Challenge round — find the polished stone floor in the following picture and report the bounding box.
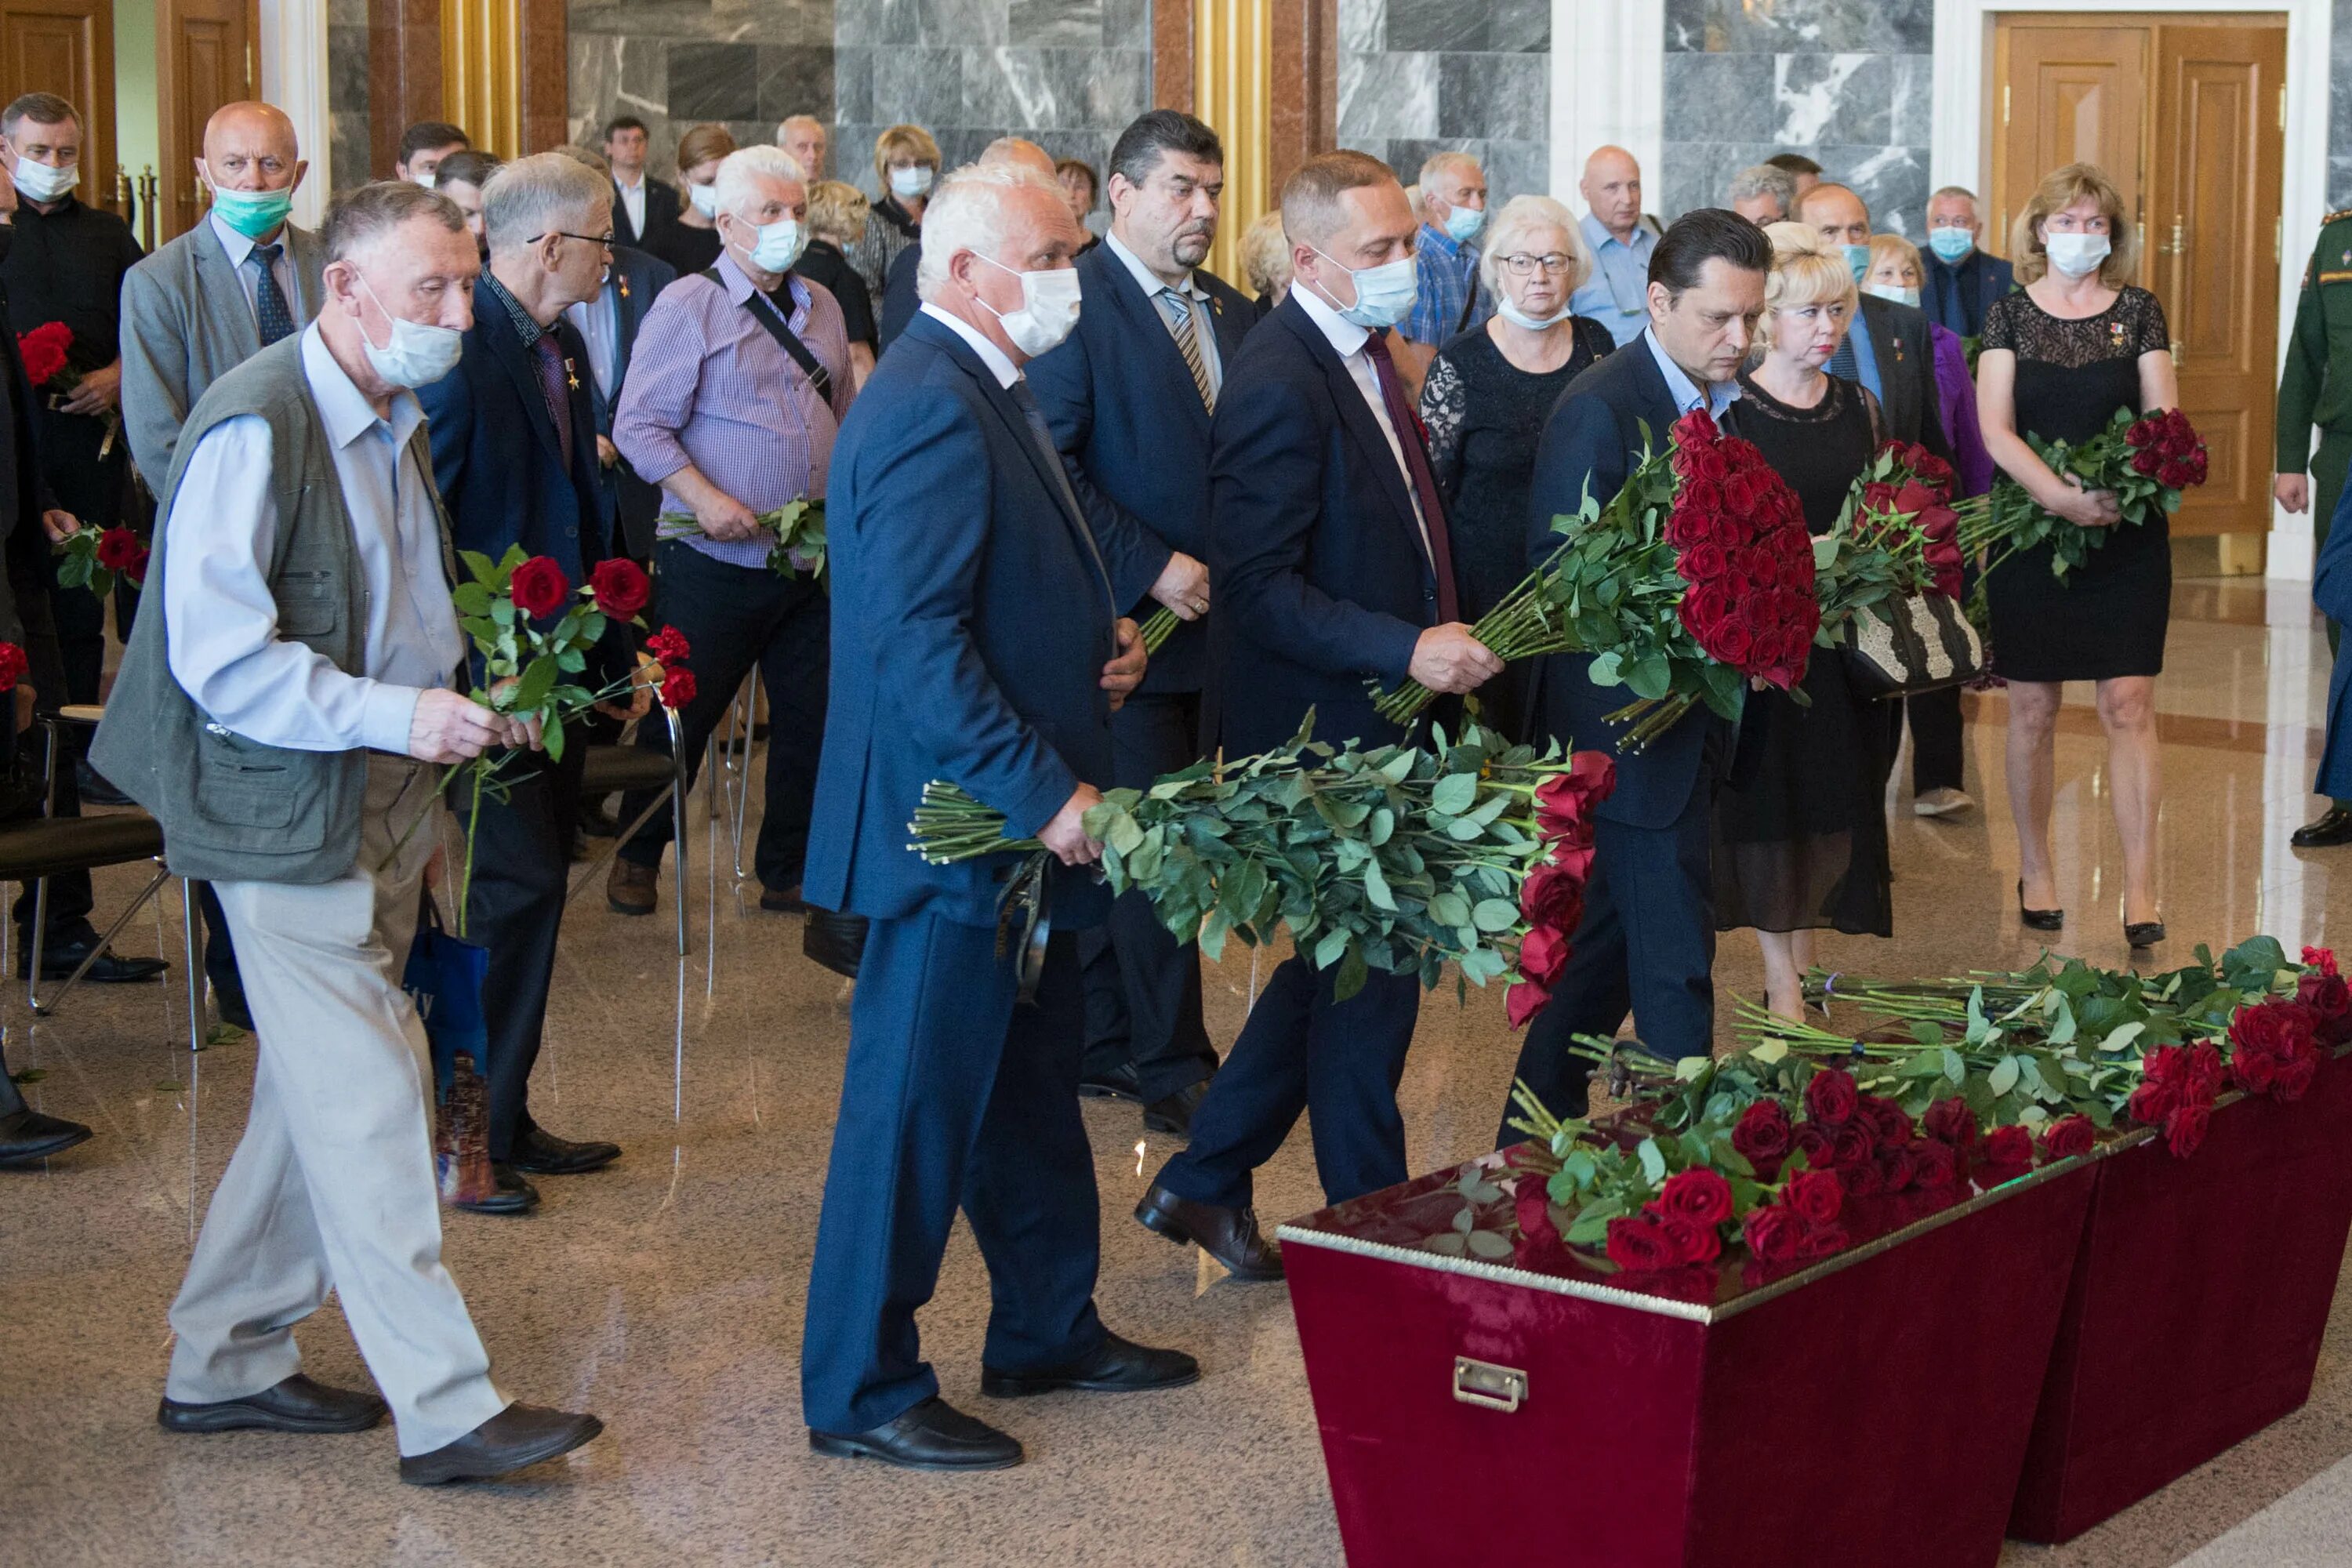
[5,576,2351,1566]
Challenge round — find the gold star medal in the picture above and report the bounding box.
[565,358,581,390]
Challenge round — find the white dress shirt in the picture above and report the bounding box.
[564,282,622,402]
[1103,229,1223,395]
[1289,281,1432,563]
[165,324,463,756]
[208,209,304,326]
[615,174,648,241]
[920,302,1020,389]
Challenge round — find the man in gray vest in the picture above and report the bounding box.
[118,98,324,1031]
[91,182,601,1483]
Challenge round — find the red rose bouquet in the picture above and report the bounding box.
[15,322,72,389]
[55,524,150,599]
[1813,440,1992,630]
[1987,405,2209,580]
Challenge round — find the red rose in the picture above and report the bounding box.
[1983,1125,2034,1167]
[588,557,652,619]
[2158,460,2193,488]
[1792,1122,1832,1164]
[1504,979,1550,1031]
[1876,1143,1919,1192]
[2127,418,2158,446]
[2236,996,2322,1060]
[2276,1055,2320,1102]
[1680,580,1737,633]
[1922,1097,1976,1149]
[1720,467,1760,516]
[1829,1121,1875,1169]
[2303,945,2339,977]
[1679,542,1730,586]
[659,667,699,710]
[2161,430,2197,460]
[508,556,571,618]
[1657,1167,1733,1226]
[1783,1167,1842,1226]
[16,321,70,387]
[1741,1204,1804,1267]
[1677,478,1724,518]
[1658,1214,1722,1266]
[1861,480,1899,515]
[2130,447,2163,477]
[128,546,151,586]
[1664,504,1711,550]
[2183,1043,2227,1098]
[1837,1156,1882,1196]
[2127,1078,2178,1127]
[2164,1102,2212,1159]
[1798,1223,1849,1261]
[1606,1214,1676,1272]
[1731,1100,1793,1167]
[1861,1094,1913,1149]
[645,624,692,664]
[1703,618,1754,665]
[1914,1138,1961,1189]
[1514,1187,1561,1251]
[95,527,142,572]
[1803,1065,1858,1126]
[1516,925,1569,988]
[2042,1115,2096,1160]
[1519,862,1584,931]
[0,641,26,691]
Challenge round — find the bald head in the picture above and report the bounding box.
[1796,182,1871,247]
[198,100,305,206]
[982,137,1057,180]
[1581,144,1642,241]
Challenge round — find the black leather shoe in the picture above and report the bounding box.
[759,882,808,914]
[399,1403,603,1485]
[452,1163,539,1216]
[1134,1183,1283,1280]
[75,760,132,807]
[17,938,168,983]
[159,1373,387,1435]
[2126,920,2167,949]
[508,1123,619,1177]
[2293,806,2352,848]
[981,1331,1200,1399]
[579,799,622,839]
[1079,1061,1143,1104]
[0,1107,93,1165]
[2016,880,2063,933]
[808,1396,1022,1472]
[1143,1079,1210,1137]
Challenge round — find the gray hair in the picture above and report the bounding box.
[1728,163,1797,216]
[1417,151,1482,194]
[2,93,78,136]
[1929,184,1981,212]
[916,161,1062,302]
[776,114,825,143]
[483,152,612,255]
[550,143,611,180]
[1477,194,1592,298]
[712,144,808,222]
[322,180,467,265]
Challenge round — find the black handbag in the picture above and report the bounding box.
[1837,592,1985,699]
[802,904,868,979]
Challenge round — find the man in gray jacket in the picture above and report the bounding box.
[93,181,601,1483]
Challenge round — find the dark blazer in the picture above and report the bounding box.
[804,310,1121,928]
[613,176,681,252]
[877,242,921,353]
[580,243,677,559]
[1855,293,1955,463]
[1924,249,2015,339]
[1208,295,1442,758]
[1027,241,1254,694]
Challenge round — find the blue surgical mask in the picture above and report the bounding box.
[731,216,807,275]
[1442,203,1485,244]
[888,165,934,200]
[1927,226,1974,265]
[1309,245,1418,330]
[1865,281,1921,310]
[1840,243,1872,283]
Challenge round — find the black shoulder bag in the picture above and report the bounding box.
[702,268,833,403]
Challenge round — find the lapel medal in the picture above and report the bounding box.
[618,273,632,299]
[565,357,581,391]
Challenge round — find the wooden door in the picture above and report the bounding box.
[0,0,118,216]
[2147,21,2287,536]
[1990,24,2147,249]
[154,0,256,243]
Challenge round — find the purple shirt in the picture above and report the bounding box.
[1930,322,1994,499]
[613,252,857,569]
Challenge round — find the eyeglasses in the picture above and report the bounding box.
[535,230,616,251]
[1498,252,1575,276]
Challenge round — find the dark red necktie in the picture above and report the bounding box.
[531,333,575,474]
[1359,331,1460,622]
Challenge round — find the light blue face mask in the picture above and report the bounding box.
[1927,226,1974,265]
[1310,244,1418,330]
[1865,281,1921,310]
[1840,243,1872,283]
[1442,203,1485,244]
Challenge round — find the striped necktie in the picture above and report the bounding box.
[1160,289,1214,412]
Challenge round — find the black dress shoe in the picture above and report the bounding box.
[1134,1183,1283,1280]
[2293,806,2352,848]
[1079,1061,1143,1104]
[0,1107,93,1165]
[579,799,622,839]
[1143,1079,1210,1137]
[452,1163,539,1216]
[2016,880,2063,933]
[75,760,132,807]
[508,1123,620,1176]
[16,938,168,983]
[808,1396,1022,1472]
[159,1373,387,1435]
[981,1331,1200,1399]
[399,1402,603,1485]
[759,882,808,913]
[2126,920,2167,949]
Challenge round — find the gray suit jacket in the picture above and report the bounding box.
[119,216,327,486]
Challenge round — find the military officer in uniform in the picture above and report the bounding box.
[2280,206,2352,848]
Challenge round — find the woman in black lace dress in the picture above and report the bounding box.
[1978,164,2181,948]
[1418,195,1615,736]
[1716,226,1894,1018]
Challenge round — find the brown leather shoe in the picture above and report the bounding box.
[1134,1182,1283,1280]
[605,858,657,916]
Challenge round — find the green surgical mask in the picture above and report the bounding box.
[209,183,295,239]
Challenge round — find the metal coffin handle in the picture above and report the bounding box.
[1452,1356,1528,1413]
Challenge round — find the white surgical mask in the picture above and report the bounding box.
[1927,226,1974,265]
[1496,295,1575,331]
[975,252,1083,357]
[888,165,934,200]
[688,180,720,219]
[409,171,437,190]
[731,215,806,275]
[1309,245,1418,330]
[2045,232,2111,278]
[351,270,463,388]
[9,157,78,204]
[1865,281,1921,309]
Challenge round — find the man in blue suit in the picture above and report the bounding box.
[418,154,635,1212]
[1497,208,1772,1145]
[1028,109,1254,1138]
[1134,151,1501,1277]
[1922,185,2014,339]
[800,160,1195,1473]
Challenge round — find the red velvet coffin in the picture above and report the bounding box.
[1281,1157,2096,1568]
[2008,1058,2352,1543]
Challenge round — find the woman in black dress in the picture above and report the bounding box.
[803,180,880,388]
[644,124,735,280]
[1979,164,2180,948]
[1718,226,1894,1018]
[1417,195,1615,736]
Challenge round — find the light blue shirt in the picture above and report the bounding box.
[1103,228,1224,397]
[1846,307,1885,402]
[165,324,463,756]
[1571,212,1659,347]
[1641,326,1740,420]
[564,281,621,402]
[207,209,305,328]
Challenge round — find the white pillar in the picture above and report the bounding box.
[258,0,333,228]
[1549,0,1664,213]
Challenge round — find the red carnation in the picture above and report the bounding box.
[1657,1167,1733,1227]
[1606,1214,1676,1272]
[0,641,26,691]
[588,557,652,619]
[645,624,692,665]
[1504,979,1550,1031]
[1803,1065,1859,1127]
[659,666,699,710]
[1731,1100,1793,1168]
[1783,1167,1842,1226]
[2164,1102,2212,1159]
[508,556,571,619]
[1740,1204,1804,1267]
[1983,1125,2034,1167]
[2042,1115,2096,1160]
[94,527,142,572]
[2303,945,2339,977]
[1517,925,1569,988]
[16,321,70,387]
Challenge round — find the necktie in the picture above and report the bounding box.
[1008,377,1108,590]
[1161,289,1214,411]
[1357,331,1461,623]
[531,333,575,473]
[1828,328,1860,383]
[249,242,295,347]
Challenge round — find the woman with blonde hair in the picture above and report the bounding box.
[851,123,940,298]
[644,123,735,278]
[1977,162,2177,948]
[1414,194,1613,735]
[1714,223,1895,1016]
[1239,209,1292,318]
[801,180,879,385]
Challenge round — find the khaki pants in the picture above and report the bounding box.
[165,755,507,1457]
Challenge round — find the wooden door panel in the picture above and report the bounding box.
[155,0,256,243]
[1992,25,2146,243]
[0,0,117,216]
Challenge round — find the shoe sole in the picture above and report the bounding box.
[401,1417,604,1485]
[1913,803,1968,818]
[159,1403,387,1436]
[0,1127,94,1167]
[605,898,655,917]
[506,1156,620,1177]
[981,1366,1202,1399]
[1078,1084,1144,1105]
[806,1431,1023,1472]
[1134,1201,1284,1281]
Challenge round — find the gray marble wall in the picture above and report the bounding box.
[1659,0,1931,238]
[328,0,369,187]
[1338,0,1550,208]
[567,0,834,179]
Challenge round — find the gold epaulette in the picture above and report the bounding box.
[2325,209,2352,227]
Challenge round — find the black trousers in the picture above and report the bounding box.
[1903,687,1965,794]
[9,589,93,946]
[33,407,132,717]
[458,750,583,1160]
[619,541,829,894]
[1078,690,1219,1102]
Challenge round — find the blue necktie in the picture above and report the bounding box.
[249,243,295,347]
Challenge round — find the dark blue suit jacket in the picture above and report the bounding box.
[2315,482,2352,801]
[1027,241,1254,694]
[1924,249,2015,339]
[805,311,1123,928]
[581,244,676,558]
[1208,296,1442,757]
[1525,335,1726,830]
